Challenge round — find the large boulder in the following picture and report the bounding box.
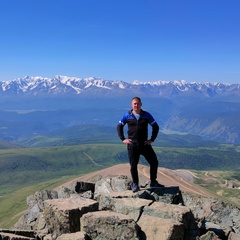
[81,210,140,240]
[93,175,133,199]
[138,215,185,240]
[182,192,240,237]
[43,195,98,239]
[98,191,197,239]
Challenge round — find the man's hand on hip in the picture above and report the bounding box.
[144,140,153,145]
[123,139,132,145]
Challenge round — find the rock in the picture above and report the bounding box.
[0,232,35,239]
[33,212,49,238]
[57,181,95,199]
[81,210,140,240]
[43,234,55,240]
[143,201,195,226]
[99,192,195,226]
[228,231,240,240]
[56,231,88,240]
[98,187,197,239]
[144,186,183,204]
[99,194,153,221]
[199,230,221,239]
[137,215,185,240]
[43,195,98,239]
[13,190,59,230]
[27,190,59,209]
[142,201,198,239]
[182,192,240,237]
[94,175,132,199]
[0,230,35,240]
[204,221,227,239]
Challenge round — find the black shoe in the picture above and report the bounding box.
[132,183,140,192]
[150,181,164,188]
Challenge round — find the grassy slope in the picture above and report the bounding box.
[192,170,240,206]
[0,175,81,228]
[0,144,124,192]
[1,143,240,191]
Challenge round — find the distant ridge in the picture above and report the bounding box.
[0,75,239,98]
[0,75,239,144]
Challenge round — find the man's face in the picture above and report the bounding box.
[131,99,142,113]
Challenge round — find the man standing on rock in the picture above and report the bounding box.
[117,96,163,192]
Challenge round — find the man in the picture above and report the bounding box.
[117,97,163,192]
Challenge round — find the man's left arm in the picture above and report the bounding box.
[144,122,159,145]
[150,122,159,142]
[144,112,159,145]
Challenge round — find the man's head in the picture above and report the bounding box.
[131,97,142,114]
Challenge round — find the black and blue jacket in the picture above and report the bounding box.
[117,109,159,144]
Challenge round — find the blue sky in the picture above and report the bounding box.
[0,0,239,84]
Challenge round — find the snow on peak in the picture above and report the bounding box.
[0,75,239,98]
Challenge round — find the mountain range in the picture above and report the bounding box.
[0,75,240,98]
[0,75,239,144]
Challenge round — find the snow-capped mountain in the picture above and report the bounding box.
[0,75,239,98]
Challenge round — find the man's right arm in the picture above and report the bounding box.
[116,121,125,141]
[117,124,132,145]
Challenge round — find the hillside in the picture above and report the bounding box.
[58,163,240,207]
[0,140,22,149]
[59,164,213,198]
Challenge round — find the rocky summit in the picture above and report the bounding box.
[0,165,240,240]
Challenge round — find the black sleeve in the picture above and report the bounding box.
[116,124,125,141]
[150,123,159,142]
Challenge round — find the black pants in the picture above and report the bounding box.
[127,143,159,185]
